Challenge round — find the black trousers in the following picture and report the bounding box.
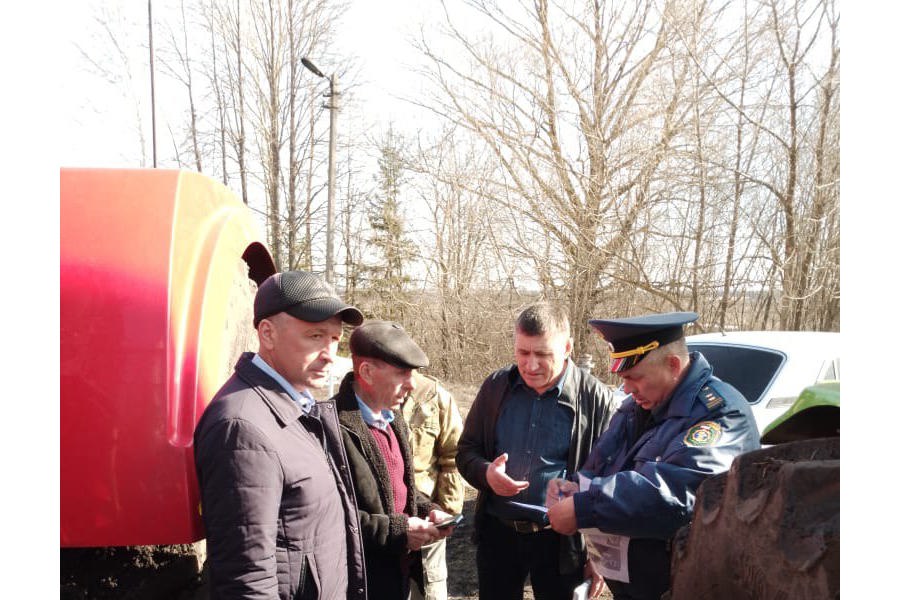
[476,515,584,600]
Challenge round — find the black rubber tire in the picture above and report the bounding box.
[667,438,839,600]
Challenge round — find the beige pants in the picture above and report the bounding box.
[409,538,448,600]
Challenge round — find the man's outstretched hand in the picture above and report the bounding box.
[485,453,529,497]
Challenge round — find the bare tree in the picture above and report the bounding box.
[192,0,347,270]
[207,0,251,203]
[406,127,501,379]
[77,3,150,166]
[200,0,230,182]
[83,0,840,386]
[691,0,839,330]
[417,0,698,351]
[159,0,204,172]
[788,0,839,330]
[244,0,287,268]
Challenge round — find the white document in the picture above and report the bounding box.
[577,473,631,583]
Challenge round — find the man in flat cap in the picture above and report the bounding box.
[546,312,760,600]
[194,271,367,600]
[332,320,456,599]
[457,302,617,600]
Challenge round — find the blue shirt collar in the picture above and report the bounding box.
[355,394,395,430]
[251,353,315,415]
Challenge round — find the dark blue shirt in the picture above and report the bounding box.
[486,360,574,520]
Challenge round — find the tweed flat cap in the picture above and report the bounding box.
[254,271,364,328]
[349,320,429,369]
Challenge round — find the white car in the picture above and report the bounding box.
[685,331,840,436]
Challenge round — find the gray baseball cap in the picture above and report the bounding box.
[253,271,364,328]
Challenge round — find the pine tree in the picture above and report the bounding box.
[365,126,415,321]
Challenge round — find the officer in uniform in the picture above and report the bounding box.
[546,312,760,600]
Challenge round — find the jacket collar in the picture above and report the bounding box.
[234,352,304,427]
[334,372,410,444]
[333,371,414,515]
[657,351,712,419]
[250,353,314,413]
[335,372,371,436]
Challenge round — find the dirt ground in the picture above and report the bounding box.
[60,380,612,599]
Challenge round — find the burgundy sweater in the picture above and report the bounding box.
[368,424,408,515]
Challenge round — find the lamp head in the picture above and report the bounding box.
[301,57,325,78]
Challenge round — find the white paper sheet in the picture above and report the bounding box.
[577,472,631,583]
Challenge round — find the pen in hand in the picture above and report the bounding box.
[558,468,567,501]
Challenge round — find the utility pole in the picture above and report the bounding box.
[148,0,157,167]
[325,73,337,286]
[301,57,338,286]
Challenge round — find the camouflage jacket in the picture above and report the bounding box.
[401,373,466,514]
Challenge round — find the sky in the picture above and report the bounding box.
[52,0,459,254]
[54,0,450,169]
[0,1,894,594]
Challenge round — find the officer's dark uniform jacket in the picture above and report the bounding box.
[572,352,760,600]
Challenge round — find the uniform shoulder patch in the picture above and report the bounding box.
[684,421,723,447]
[701,385,724,411]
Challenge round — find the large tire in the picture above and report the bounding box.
[668,438,839,600]
[217,258,259,385]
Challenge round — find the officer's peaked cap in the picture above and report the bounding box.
[588,312,698,373]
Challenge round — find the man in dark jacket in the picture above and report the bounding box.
[333,321,455,600]
[456,303,617,600]
[546,312,761,600]
[193,271,367,600]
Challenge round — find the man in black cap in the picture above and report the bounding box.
[194,270,367,600]
[332,320,456,600]
[546,312,760,600]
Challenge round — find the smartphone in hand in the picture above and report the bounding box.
[434,514,463,529]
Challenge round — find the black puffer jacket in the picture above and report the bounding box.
[194,353,367,600]
[332,373,437,600]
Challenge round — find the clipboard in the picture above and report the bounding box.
[506,501,550,526]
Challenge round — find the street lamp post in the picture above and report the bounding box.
[301,57,337,286]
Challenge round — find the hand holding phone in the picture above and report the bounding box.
[434,514,463,529]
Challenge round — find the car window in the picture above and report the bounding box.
[687,343,786,404]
